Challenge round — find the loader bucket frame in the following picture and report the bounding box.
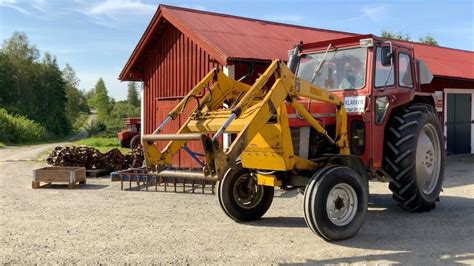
[142,60,350,182]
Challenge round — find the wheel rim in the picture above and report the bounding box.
[232,174,264,209]
[326,183,358,226]
[415,123,441,194]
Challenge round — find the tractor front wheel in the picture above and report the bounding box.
[304,166,368,241]
[218,164,274,221]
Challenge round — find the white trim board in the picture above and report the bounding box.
[222,65,235,149]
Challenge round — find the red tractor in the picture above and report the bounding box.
[117,117,141,149]
[286,34,444,213]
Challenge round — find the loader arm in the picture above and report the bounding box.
[142,59,349,181]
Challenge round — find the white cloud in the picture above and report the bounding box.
[72,0,157,28]
[87,0,156,16]
[263,14,305,23]
[342,4,390,23]
[176,3,206,11]
[361,4,389,22]
[0,0,31,15]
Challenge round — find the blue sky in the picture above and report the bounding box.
[1,0,472,100]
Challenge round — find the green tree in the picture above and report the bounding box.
[93,78,111,120]
[34,53,70,135]
[0,31,75,139]
[381,30,439,46]
[419,34,439,46]
[63,64,89,123]
[0,32,39,117]
[0,52,16,109]
[381,30,411,41]
[127,82,140,107]
[2,32,39,62]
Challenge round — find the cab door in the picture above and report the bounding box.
[369,43,415,168]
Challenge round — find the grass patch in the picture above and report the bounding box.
[77,137,119,147]
[75,137,129,153]
[0,142,6,148]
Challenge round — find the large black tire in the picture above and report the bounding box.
[130,135,141,149]
[384,103,445,212]
[119,139,129,148]
[218,164,274,221]
[304,166,368,241]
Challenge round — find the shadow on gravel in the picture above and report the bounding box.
[284,253,474,265]
[298,193,474,265]
[38,184,109,190]
[245,216,307,228]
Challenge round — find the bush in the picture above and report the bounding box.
[0,108,47,143]
[84,119,105,137]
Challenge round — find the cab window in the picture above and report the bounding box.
[399,53,413,88]
[374,47,394,88]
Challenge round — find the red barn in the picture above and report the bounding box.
[119,5,474,166]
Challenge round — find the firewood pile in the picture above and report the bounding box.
[46,145,144,172]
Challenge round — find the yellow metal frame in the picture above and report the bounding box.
[142,60,349,181]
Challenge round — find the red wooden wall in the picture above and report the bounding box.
[143,24,221,167]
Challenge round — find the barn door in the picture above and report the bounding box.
[155,99,181,166]
[446,93,472,155]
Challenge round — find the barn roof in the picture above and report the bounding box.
[120,4,474,81]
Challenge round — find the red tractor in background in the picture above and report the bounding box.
[118,117,141,149]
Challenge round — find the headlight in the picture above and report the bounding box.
[375,96,389,125]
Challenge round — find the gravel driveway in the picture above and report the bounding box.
[0,154,472,264]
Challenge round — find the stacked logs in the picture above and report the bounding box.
[46,145,144,172]
[128,145,144,168]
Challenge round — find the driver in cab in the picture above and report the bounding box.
[339,62,362,89]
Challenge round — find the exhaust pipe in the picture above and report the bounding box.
[287,41,303,73]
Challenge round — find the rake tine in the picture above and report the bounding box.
[146,175,149,191]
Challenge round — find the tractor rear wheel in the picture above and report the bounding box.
[218,164,274,221]
[130,135,141,149]
[384,103,445,211]
[304,165,368,241]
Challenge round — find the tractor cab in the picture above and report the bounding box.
[289,34,437,170]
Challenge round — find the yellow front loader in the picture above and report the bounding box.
[142,44,368,241]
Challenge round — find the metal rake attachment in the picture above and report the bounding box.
[111,168,216,194]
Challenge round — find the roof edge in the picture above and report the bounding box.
[159,4,358,38]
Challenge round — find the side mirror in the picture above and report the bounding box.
[381,46,393,66]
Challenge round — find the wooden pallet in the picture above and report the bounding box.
[86,168,107,178]
[32,167,86,189]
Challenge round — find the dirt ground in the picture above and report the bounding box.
[1,154,473,264]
